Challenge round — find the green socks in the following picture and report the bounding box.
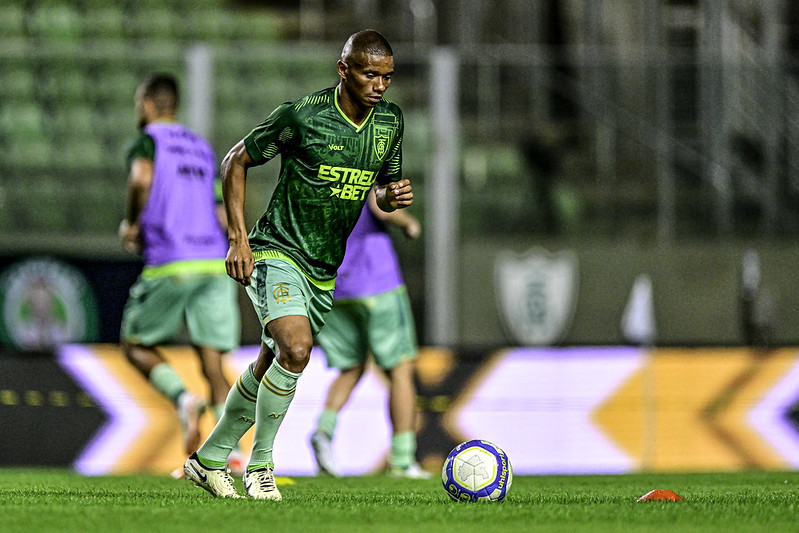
[248,359,302,470]
[148,363,186,405]
[316,409,338,438]
[196,364,259,468]
[193,362,417,471]
[390,431,416,469]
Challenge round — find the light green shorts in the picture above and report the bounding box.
[120,270,240,351]
[245,258,334,350]
[316,285,417,370]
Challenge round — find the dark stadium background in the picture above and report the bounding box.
[3,0,799,475]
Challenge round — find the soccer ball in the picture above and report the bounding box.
[441,439,512,502]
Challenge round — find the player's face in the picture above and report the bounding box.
[339,53,394,110]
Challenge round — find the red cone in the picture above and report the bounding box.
[637,489,685,502]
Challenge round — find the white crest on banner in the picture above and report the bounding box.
[0,257,98,350]
[494,248,579,345]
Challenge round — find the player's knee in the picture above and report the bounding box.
[122,342,145,365]
[277,339,312,370]
[390,359,413,377]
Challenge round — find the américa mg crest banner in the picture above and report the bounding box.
[494,247,579,345]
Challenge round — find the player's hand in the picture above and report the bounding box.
[118,219,142,255]
[226,240,254,286]
[382,179,413,210]
[402,217,421,240]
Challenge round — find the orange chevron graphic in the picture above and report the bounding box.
[699,348,797,469]
[593,347,798,471]
[86,345,250,474]
[415,347,455,388]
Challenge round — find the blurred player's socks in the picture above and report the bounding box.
[149,362,187,404]
[248,360,301,470]
[316,409,338,438]
[195,364,259,468]
[390,431,416,469]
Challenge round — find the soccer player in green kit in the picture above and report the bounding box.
[183,29,414,500]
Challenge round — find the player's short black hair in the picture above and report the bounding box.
[140,73,179,114]
[341,29,393,61]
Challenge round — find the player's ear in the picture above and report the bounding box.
[337,60,348,80]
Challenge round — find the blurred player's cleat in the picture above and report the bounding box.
[183,452,241,498]
[226,449,246,477]
[242,465,282,501]
[310,431,338,476]
[177,392,205,455]
[389,462,433,479]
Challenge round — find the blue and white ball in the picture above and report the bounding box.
[442,439,512,502]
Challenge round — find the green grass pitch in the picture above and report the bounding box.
[2,469,799,532]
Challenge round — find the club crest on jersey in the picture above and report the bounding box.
[494,247,579,345]
[373,124,393,161]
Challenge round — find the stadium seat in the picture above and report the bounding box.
[180,8,221,41]
[0,3,26,37]
[0,104,46,141]
[53,105,95,139]
[27,2,81,41]
[0,2,292,240]
[61,135,105,169]
[82,180,125,232]
[85,7,125,39]
[0,68,35,99]
[26,180,72,231]
[129,8,175,40]
[7,138,52,168]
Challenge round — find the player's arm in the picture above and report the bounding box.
[215,204,229,232]
[374,112,410,213]
[220,140,255,286]
[367,189,420,239]
[373,144,412,213]
[213,177,229,232]
[223,103,296,284]
[119,156,153,254]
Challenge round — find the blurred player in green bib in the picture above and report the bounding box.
[310,192,430,479]
[183,29,414,500]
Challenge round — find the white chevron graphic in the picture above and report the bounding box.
[446,347,644,474]
[749,356,799,468]
[57,344,145,475]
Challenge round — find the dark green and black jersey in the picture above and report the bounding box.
[243,86,404,288]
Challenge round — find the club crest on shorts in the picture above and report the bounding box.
[272,283,292,304]
[494,247,578,345]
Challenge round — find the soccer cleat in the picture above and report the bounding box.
[183,452,241,498]
[177,392,205,455]
[242,466,282,501]
[310,431,338,477]
[389,462,433,480]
